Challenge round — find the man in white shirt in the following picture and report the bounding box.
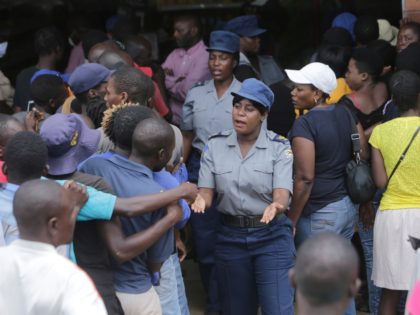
[0,179,107,315]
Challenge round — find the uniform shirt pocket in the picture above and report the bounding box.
[214,166,233,193]
[253,163,274,194]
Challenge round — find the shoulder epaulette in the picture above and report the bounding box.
[271,133,289,144]
[191,81,205,89]
[208,129,232,140]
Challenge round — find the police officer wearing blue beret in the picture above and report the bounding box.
[180,30,242,314]
[224,15,285,85]
[192,78,295,315]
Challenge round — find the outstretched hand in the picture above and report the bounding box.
[260,202,285,224]
[191,194,206,213]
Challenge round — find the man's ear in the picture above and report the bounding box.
[47,216,60,245]
[42,165,49,177]
[157,148,166,162]
[121,92,129,104]
[360,72,369,81]
[349,277,362,298]
[191,26,198,37]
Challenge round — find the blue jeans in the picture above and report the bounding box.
[155,253,182,315]
[172,253,190,315]
[295,196,358,315]
[216,215,295,315]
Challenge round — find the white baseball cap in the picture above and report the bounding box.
[285,62,337,95]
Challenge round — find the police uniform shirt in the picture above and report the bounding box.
[181,78,242,152]
[198,127,293,216]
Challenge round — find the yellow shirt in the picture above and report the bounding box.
[369,117,420,210]
[327,78,352,105]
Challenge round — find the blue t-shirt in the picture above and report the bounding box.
[288,104,355,216]
[80,154,174,294]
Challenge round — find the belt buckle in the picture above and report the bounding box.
[243,216,252,228]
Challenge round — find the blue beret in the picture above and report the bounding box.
[207,31,240,54]
[69,63,112,94]
[225,15,266,37]
[232,78,274,109]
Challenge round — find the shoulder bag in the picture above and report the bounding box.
[343,106,376,204]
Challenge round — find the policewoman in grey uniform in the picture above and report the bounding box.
[180,30,241,314]
[193,78,295,315]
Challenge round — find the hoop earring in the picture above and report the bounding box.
[313,97,319,105]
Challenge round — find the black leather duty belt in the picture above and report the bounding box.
[220,213,284,228]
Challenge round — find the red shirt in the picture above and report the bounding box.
[0,161,7,183]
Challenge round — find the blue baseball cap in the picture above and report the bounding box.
[31,69,69,84]
[231,78,274,109]
[68,63,112,94]
[225,15,266,38]
[207,31,240,54]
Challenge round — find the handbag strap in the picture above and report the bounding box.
[387,126,420,185]
[342,104,361,158]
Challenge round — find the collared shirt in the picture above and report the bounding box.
[198,128,293,216]
[0,239,106,315]
[162,40,212,125]
[181,78,242,151]
[0,181,115,246]
[79,154,174,294]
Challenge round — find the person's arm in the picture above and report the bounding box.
[165,55,210,102]
[288,137,315,227]
[182,130,194,162]
[113,182,198,217]
[260,188,290,223]
[98,201,183,264]
[371,147,388,189]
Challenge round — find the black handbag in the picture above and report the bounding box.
[343,106,376,204]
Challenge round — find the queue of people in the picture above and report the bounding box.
[0,10,419,315]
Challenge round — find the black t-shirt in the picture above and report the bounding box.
[339,95,385,130]
[47,171,123,315]
[267,81,296,137]
[288,104,355,216]
[13,66,38,110]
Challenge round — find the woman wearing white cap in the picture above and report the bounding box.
[286,62,369,315]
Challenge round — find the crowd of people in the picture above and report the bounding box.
[0,9,419,315]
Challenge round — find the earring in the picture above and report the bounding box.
[313,97,319,105]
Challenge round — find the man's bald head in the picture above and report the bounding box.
[0,114,25,152]
[88,40,120,63]
[293,232,360,307]
[98,50,133,70]
[13,179,78,247]
[131,117,174,170]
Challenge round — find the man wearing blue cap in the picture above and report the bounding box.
[180,30,241,315]
[225,15,285,85]
[69,63,112,122]
[162,15,211,125]
[192,78,295,315]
